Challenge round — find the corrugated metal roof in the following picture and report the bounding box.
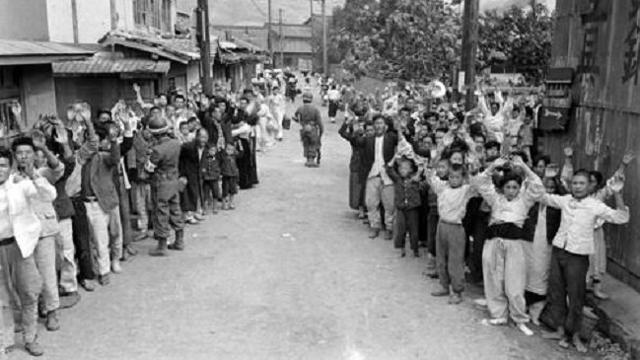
[52,57,170,75]
[0,39,93,57]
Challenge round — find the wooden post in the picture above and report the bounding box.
[279,9,284,69]
[197,0,213,96]
[109,0,117,30]
[461,0,479,110]
[268,0,273,68]
[322,0,328,76]
[71,0,79,44]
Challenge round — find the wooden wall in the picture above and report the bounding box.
[546,0,640,290]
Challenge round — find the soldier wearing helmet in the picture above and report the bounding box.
[145,115,186,255]
[294,92,323,167]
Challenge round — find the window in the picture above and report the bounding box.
[134,0,168,31]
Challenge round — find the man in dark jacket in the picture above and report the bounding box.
[357,114,398,240]
[294,92,323,167]
[81,122,122,286]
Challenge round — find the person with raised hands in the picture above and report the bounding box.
[474,155,544,336]
[540,168,629,353]
[425,159,477,305]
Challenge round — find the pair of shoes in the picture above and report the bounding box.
[448,293,463,305]
[431,288,450,297]
[98,274,110,286]
[45,311,60,332]
[400,249,406,258]
[79,279,95,292]
[59,292,81,309]
[24,340,44,357]
[368,228,380,239]
[186,217,199,225]
[383,230,393,241]
[194,213,205,221]
[111,260,122,274]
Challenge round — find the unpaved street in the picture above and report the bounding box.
[11,99,591,360]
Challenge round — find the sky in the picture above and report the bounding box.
[176,0,557,26]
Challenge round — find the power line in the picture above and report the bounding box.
[248,0,268,19]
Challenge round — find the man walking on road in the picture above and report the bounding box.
[294,92,324,168]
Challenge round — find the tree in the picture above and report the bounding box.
[329,0,462,83]
[477,4,554,83]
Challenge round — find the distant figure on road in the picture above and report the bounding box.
[294,92,323,168]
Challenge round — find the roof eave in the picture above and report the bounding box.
[0,54,90,66]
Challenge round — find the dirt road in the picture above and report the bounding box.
[11,97,592,360]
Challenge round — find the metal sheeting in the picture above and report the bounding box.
[52,57,170,75]
[0,39,92,57]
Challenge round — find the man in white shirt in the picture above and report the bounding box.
[540,169,629,353]
[358,115,398,240]
[0,139,57,356]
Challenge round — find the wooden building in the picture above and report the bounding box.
[542,0,640,291]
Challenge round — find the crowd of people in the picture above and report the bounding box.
[333,79,633,353]
[0,74,297,356]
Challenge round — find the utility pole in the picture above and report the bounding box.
[268,0,273,68]
[197,0,213,95]
[461,0,479,110]
[322,0,328,76]
[310,0,313,18]
[279,9,284,68]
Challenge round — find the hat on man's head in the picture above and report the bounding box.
[147,116,168,135]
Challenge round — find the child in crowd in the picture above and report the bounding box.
[201,145,222,214]
[220,143,241,210]
[386,155,425,258]
[426,162,476,304]
[475,155,544,336]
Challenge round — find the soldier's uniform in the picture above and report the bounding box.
[145,118,185,256]
[295,93,323,167]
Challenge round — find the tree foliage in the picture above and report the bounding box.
[477,4,554,82]
[330,0,462,83]
[329,1,554,84]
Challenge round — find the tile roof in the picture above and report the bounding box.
[99,31,200,64]
[52,57,170,75]
[0,39,93,64]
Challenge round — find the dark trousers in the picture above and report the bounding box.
[151,185,184,240]
[118,176,133,247]
[426,208,439,257]
[394,208,420,251]
[468,214,489,283]
[545,247,589,336]
[71,197,96,281]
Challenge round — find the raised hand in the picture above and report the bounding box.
[563,146,573,158]
[54,126,68,144]
[622,150,635,166]
[10,101,22,117]
[608,174,625,193]
[133,83,141,93]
